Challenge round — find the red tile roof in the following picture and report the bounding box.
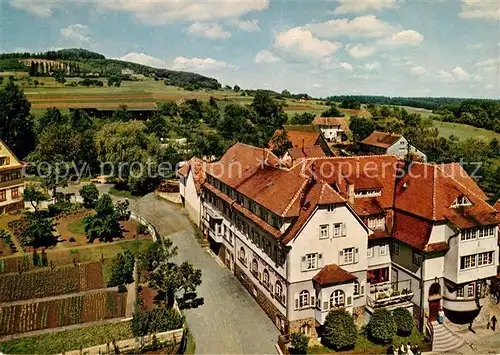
[361,131,402,149]
[440,163,488,200]
[268,130,321,150]
[288,146,326,160]
[392,211,433,250]
[313,264,357,287]
[424,242,450,253]
[178,157,205,194]
[312,117,350,133]
[369,229,391,240]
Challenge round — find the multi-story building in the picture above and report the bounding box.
[0,140,24,213]
[181,142,498,339]
[361,131,427,161]
[311,116,350,143]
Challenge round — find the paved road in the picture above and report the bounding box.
[64,184,279,354]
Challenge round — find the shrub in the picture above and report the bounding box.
[137,223,148,235]
[322,309,357,350]
[79,183,99,209]
[118,284,127,293]
[368,309,396,344]
[108,250,135,287]
[290,332,309,354]
[392,308,413,336]
[132,306,185,337]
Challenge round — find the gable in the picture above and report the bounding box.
[0,139,23,169]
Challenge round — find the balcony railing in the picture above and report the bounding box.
[366,279,414,308]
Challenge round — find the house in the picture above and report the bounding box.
[0,140,24,213]
[268,130,329,154]
[184,143,498,341]
[178,157,205,226]
[281,146,326,166]
[121,68,135,75]
[361,131,427,161]
[312,116,350,143]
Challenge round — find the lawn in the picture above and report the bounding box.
[0,321,133,354]
[67,218,86,235]
[308,329,428,354]
[432,120,500,141]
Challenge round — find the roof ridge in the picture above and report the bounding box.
[432,165,437,220]
[303,154,398,161]
[281,177,310,217]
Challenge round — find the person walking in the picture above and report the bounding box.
[491,315,497,331]
[438,308,445,324]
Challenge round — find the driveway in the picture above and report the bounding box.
[64,184,279,354]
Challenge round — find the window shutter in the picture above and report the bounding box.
[301,256,306,271]
[354,248,359,263]
[294,294,299,310]
[347,296,352,306]
[342,222,346,236]
[360,285,365,295]
[318,253,324,268]
[310,295,315,307]
[339,250,344,264]
[323,301,329,311]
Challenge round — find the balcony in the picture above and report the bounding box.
[366,280,414,309]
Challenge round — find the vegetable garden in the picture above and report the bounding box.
[0,262,104,302]
[0,290,127,335]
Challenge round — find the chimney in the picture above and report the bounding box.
[347,181,355,205]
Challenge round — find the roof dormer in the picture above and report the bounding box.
[451,195,472,209]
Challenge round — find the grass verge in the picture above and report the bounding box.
[0,321,133,354]
[67,218,86,235]
[184,327,196,355]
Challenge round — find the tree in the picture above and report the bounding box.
[321,103,344,117]
[139,239,178,272]
[145,113,168,139]
[368,308,396,344]
[250,90,288,129]
[19,213,56,248]
[218,104,257,142]
[0,80,35,158]
[79,183,99,209]
[55,71,66,84]
[322,309,357,350]
[270,129,292,157]
[115,199,131,221]
[132,305,185,337]
[36,107,67,135]
[290,332,309,354]
[94,121,160,192]
[108,250,134,287]
[290,112,315,125]
[349,116,376,142]
[23,184,48,213]
[233,85,241,92]
[83,194,122,243]
[112,105,133,122]
[392,307,413,336]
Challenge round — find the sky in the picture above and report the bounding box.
[2,0,500,98]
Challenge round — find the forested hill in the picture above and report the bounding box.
[325,95,491,110]
[0,48,221,90]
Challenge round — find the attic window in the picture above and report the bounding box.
[355,189,382,198]
[451,195,472,208]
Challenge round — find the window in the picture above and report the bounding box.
[460,254,476,270]
[354,281,360,296]
[276,281,284,303]
[412,252,422,266]
[368,218,385,230]
[0,190,6,201]
[304,253,318,270]
[299,324,311,336]
[11,187,18,199]
[477,251,493,266]
[333,223,344,237]
[299,290,310,308]
[456,287,464,298]
[263,269,270,286]
[379,244,388,256]
[249,201,256,214]
[259,207,268,221]
[319,225,329,239]
[354,189,382,198]
[391,242,399,255]
[327,204,335,212]
[467,283,475,298]
[367,246,373,258]
[252,259,258,272]
[330,290,345,308]
[451,195,472,208]
[239,247,246,264]
[272,214,281,229]
[343,248,354,264]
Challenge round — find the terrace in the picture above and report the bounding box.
[366,279,414,309]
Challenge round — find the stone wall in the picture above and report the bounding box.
[234,263,289,334]
[413,304,422,330]
[4,201,23,213]
[289,317,318,338]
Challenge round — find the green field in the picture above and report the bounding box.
[432,120,500,140]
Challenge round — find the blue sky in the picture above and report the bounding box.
[3,0,500,98]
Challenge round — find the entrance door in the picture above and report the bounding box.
[429,300,440,321]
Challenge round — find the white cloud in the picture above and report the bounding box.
[254,50,280,64]
[307,15,397,38]
[340,62,353,71]
[226,19,260,32]
[379,30,423,46]
[466,43,483,49]
[312,83,322,89]
[118,52,167,68]
[437,66,481,83]
[172,56,238,72]
[60,24,90,42]
[485,84,495,90]
[345,43,375,58]
[410,66,426,76]
[10,0,62,17]
[363,62,380,71]
[187,22,231,40]
[476,57,500,72]
[95,0,269,24]
[332,0,398,14]
[460,0,500,20]
[274,27,342,60]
